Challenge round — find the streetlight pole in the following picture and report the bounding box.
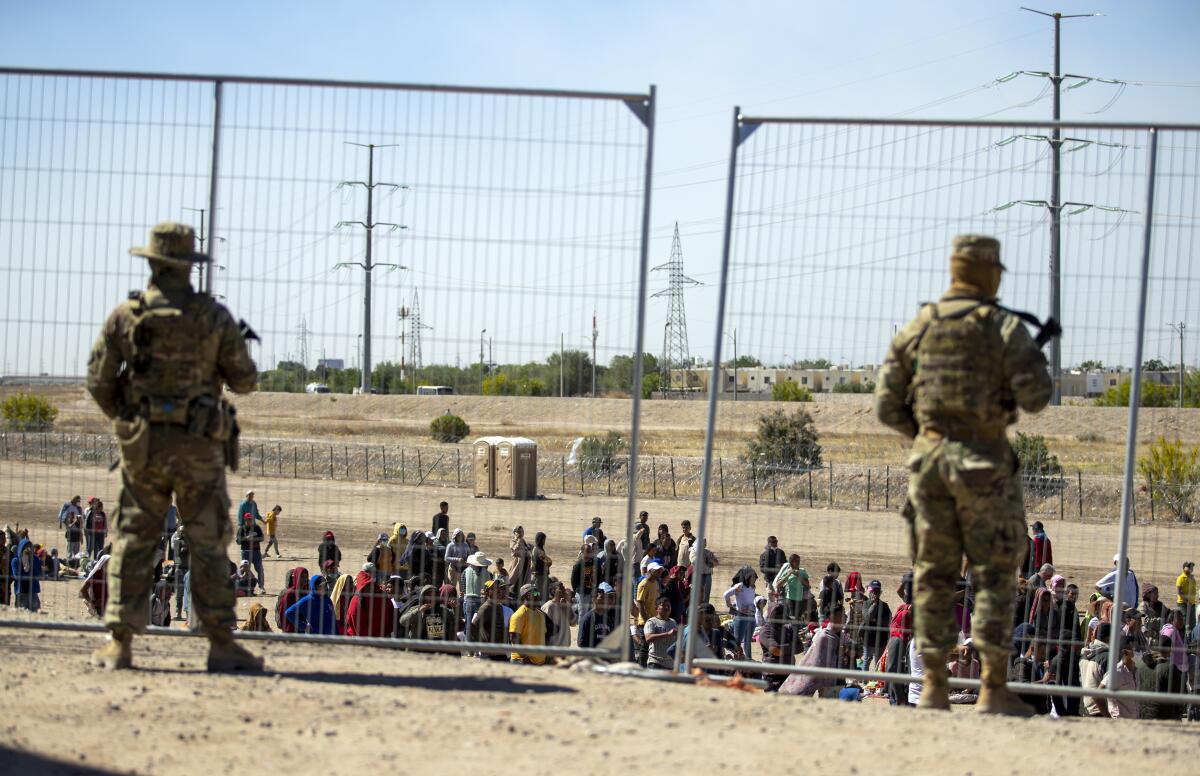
[480,328,487,395]
[1168,322,1187,408]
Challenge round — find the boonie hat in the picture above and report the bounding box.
[129,222,211,270]
[951,234,1005,271]
[466,551,491,568]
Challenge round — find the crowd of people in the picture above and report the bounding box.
[3,494,1198,720]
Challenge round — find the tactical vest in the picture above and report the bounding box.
[125,289,223,424]
[911,300,1008,438]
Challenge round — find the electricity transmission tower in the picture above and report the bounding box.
[334,142,408,394]
[296,317,310,370]
[397,289,432,393]
[652,223,700,396]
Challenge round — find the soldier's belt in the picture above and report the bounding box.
[921,426,1006,444]
[144,396,191,425]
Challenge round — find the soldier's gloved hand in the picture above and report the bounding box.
[1035,317,1062,347]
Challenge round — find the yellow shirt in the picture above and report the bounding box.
[509,604,546,664]
[264,510,278,535]
[636,577,660,626]
[1177,572,1197,605]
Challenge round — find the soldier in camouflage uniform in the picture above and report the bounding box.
[86,222,263,672]
[875,235,1052,715]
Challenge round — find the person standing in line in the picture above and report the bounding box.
[859,579,893,671]
[542,581,576,650]
[509,584,548,665]
[236,513,266,594]
[86,222,262,671]
[875,234,1053,714]
[58,495,82,530]
[1029,521,1053,569]
[723,567,759,660]
[65,513,83,559]
[530,531,552,601]
[759,536,786,593]
[237,490,262,526]
[444,528,471,591]
[578,582,618,648]
[676,520,694,571]
[643,596,678,670]
[571,540,601,617]
[772,554,809,623]
[1175,560,1196,636]
[462,551,491,632]
[263,504,282,558]
[431,501,450,535]
[84,498,108,560]
[317,531,341,574]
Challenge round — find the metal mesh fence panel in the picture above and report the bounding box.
[0,68,656,663]
[682,114,1199,713]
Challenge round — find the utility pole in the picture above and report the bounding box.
[591,310,598,398]
[726,327,738,401]
[560,333,564,398]
[1168,322,1187,408]
[1020,8,1102,405]
[334,142,408,394]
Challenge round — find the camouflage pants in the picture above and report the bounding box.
[106,425,234,634]
[907,435,1026,660]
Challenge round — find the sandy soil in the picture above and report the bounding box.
[0,627,1195,776]
[12,386,1200,468]
[3,460,1195,628]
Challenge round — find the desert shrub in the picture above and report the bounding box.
[1094,380,1177,407]
[771,380,813,402]
[743,407,822,473]
[1137,436,1200,523]
[1012,432,1062,477]
[831,380,875,394]
[1,393,58,431]
[577,431,627,474]
[429,413,469,443]
[1075,430,1104,443]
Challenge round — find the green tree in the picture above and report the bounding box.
[1138,437,1200,522]
[576,431,627,475]
[546,350,596,397]
[430,413,470,443]
[1,393,58,430]
[1012,432,1062,476]
[772,380,813,402]
[605,353,658,397]
[831,380,876,394]
[1142,359,1169,372]
[1094,380,1177,408]
[641,372,661,399]
[730,355,762,368]
[742,408,822,472]
[1077,359,1104,371]
[796,358,832,369]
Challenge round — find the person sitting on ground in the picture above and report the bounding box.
[759,597,799,691]
[317,531,341,574]
[231,559,257,598]
[1097,640,1139,719]
[778,604,847,697]
[239,602,272,633]
[285,574,337,635]
[1136,634,1187,720]
[947,639,980,704]
[643,596,679,671]
[509,584,549,665]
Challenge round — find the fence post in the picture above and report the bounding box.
[329,445,334,479]
[417,449,423,484]
[1058,473,1064,519]
[885,464,890,510]
[22,432,26,462]
[382,447,387,479]
[1077,470,1083,521]
[719,458,725,500]
[293,445,298,478]
[456,448,461,485]
[1149,489,1155,522]
[670,457,677,498]
[42,433,47,462]
[651,457,657,497]
[277,442,283,476]
[751,462,758,504]
[401,449,407,483]
[561,455,566,493]
[365,447,370,481]
[345,445,350,478]
[867,468,872,511]
[828,463,833,506]
[608,466,612,496]
[579,460,585,494]
[771,469,777,502]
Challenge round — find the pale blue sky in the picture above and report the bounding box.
[2,1,1198,375]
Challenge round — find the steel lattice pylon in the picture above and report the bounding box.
[651,223,700,395]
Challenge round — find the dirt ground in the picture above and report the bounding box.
[2,459,1196,627]
[0,627,1196,776]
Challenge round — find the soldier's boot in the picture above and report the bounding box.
[917,649,950,710]
[977,653,1036,717]
[206,631,264,673]
[91,627,133,670]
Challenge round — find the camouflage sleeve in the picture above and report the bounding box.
[214,305,258,394]
[85,308,127,419]
[873,317,922,439]
[1000,313,1051,414]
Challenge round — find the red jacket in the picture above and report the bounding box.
[346,571,390,638]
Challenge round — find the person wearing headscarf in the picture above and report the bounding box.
[317,531,341,574]
[346,568,390,638]
[444,528,471,591]
[1139,584,1167,643]
[275,567,309,632]
[10,537,42,611]
[231,559,257,598]
[240,602,272,632]
[397,531,422,582]
[432,528,450,585]
[508,526,532,600]
[387,522,407,559]
[285,574,337,635]
[330,571,356,633]
[366,533,396,579]
[597,539,622,590]
[79,550,111,618]
[530,532,552,601]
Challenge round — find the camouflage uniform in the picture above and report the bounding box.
[86,223,258,668]
[875,235,1051,711]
